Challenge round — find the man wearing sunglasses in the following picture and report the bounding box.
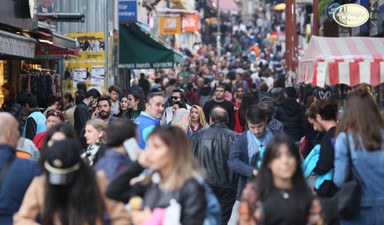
[161,89,191,125]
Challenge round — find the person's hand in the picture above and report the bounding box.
[252,169,258,176]
[137,151,150,168]
[91,109,99,119]
[131,207,152,225]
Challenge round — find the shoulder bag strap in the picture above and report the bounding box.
[0,154,16,188]
[345,132,352,166]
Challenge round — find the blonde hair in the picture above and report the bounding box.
[147,126,204,191]
[85,119,107,144]
[191,105,207,127]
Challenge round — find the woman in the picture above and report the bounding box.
[171,101,187,115]
[238,134,323,225]
[126,92,145,120]
[14,139,130,225]
[334,84,384,224]
[33,109,65,149]
[82,119,107,166]
[114,95,129,118]
[106,126,206,225]
[189,105,209,134]
[2,83,24,134]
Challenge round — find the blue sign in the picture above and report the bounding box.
[119,0,137,22]
[327,2,341,20]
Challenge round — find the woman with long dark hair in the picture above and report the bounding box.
[238,134,323,225]
[14,139,130,225]
[334,84,384,224]
[115,92,144,120]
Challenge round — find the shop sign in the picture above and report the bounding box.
[0,34,35,58]
[333,4,369,27]
[119,0,137,22]
[160,17,182,35]
[327,2,341,20]
[37,0,52,13]
[182,15,200,32]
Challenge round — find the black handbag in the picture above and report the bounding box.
[337,133,362,218]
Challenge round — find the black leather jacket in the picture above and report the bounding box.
[191,123,239,190]
[106,162,206,225]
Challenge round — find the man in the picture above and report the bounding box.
[228,104,282,200]
[0,113,40,224]
[305,100,339,225]
[74,88,101,137]
[91,96,119,124]
[134,92,165,149]
[203,85,235,130]
[18,92,46,140]
[276,87,307,145]
[161,89,191,125]
[138,73,150,96]
[176,75,185,90]
[232,73,249,93]
[65,94,85,128]
[210,72,227,89]
[191,107,238,225]
[178,64,189,86]
[63,93,73,110]
[108,85,120,116]
[165,78,177,98]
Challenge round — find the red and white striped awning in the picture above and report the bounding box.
[298,36,384,87]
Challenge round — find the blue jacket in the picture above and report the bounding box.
[94,149,132,180]
[302,144,333,190]
[334,132,384,207]
[22,111,46,139]
[134,112,160,149]
[0,144,40,224]
[228,128,281,199]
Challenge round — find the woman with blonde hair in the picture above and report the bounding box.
[82,119,107,166]
[106,125,206,225]
[189,105,209,134]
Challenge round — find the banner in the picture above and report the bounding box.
[64,32,106,95]
[160,17,182,35]
[182,15,200,32]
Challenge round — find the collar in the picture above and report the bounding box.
[141,111,156,120]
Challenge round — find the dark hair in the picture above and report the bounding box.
[146,92,164,104]
[97,95,111,107]
[187,82,194,91]
[256,134,312,224]
[246,104,267,124]
[209,106,229,124]
[108,85,119,94]
[285,87,297,98]
[126,92,145,119]
[86,89,101,99]
[239,93,258,127]
[75,94,85,105]
[76,89,86,97]
[77,82,87,93]
[259,101,276,123]
[155,77,162,84]
[64,93,73,103]
[39,123,78,171]
[173,101,187,110]
[215,85,225,91]
[18,92,38,108]
[1,83,16,99]
[172,89,187,103]
[259,82,269,92]
[47,95,60,107]
[169,79,177,86]
[305,100,337,121]
[106,119,137,148]
[43,154,104,225]
[336,84,384,151]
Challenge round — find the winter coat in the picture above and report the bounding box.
[276,98,307,141]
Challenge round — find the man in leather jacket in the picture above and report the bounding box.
[191,106,238,225]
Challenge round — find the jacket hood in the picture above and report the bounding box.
[270,87,284,94]
[199,87,212,96]
[278,98,303,115]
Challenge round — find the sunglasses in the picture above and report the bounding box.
[171,96,181,100]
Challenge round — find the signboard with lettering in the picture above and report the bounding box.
[182,14,200,32]
[327,2,341,20]
[333,4,369,27]
[119,0,137,22]
[160,17,182,35]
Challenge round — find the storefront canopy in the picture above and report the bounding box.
[298,36,384,87]
[119,23,183,69]
[211,0,239,13]
[0,30,36,59]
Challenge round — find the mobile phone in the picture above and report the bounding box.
[123,138,139,161]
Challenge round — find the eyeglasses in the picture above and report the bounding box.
[171,96,181,100]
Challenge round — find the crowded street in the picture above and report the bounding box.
[0,0,383,224]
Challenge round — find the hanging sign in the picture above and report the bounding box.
[327,2,341,20]
[182,15,200,32]
[160,17,182,35]
[333,4,369,27]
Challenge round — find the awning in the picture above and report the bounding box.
[119,23,183,69]
[34,25,78,59]
[211,0,239,12]
[298,36,384,87]
[0,30,36,59]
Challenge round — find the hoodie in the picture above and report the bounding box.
[276,98,307,141]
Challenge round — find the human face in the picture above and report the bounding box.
[110,90,119,102]
[197,79,204,88]
[98,100,111,119]
[2,88,9,98]
[190,108,199,123]
[127,95,139,110]
[171,92,181,103]
[145,96,165,119]
[269,143,297,183]
[178,77,184,85]
[145,135,171,173]
[120,97,129,111]
[215,88,225,100]
[172,104,180,114]
[248,120,267,138]
[308,116,325,132]
[218,73,224,82]
[236,74,242,82]
[84,124,102,145]
[46,115,62,130]
[236,88,245,98]
[47,132,67,148]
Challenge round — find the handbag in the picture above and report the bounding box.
[337,133,362,218]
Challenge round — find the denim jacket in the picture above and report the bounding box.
[334,131,384,207]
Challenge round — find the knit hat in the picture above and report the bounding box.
[44,139,81,185]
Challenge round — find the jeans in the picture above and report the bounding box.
[341,206,384,225]
[210,186,236,225]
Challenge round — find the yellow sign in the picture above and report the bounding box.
[64,32,106,95]
[160,17,182,35]
[333,4,369,27]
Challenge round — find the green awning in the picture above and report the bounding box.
[119,23,183,69]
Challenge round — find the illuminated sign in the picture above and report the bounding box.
[333,4,369,27]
